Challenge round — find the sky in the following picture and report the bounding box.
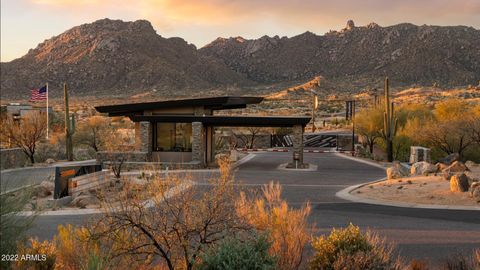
[1,0,479,62]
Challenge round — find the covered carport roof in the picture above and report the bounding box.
[95,96,264,116]
[130,115,311,127]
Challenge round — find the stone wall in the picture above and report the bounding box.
[410,146,431,164]
[1,148,28,170]
[135,121,152,153]
[191,122,205,166]
[291,125,304,165]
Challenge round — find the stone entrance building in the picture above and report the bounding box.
[95,96,310,168]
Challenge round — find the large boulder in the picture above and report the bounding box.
[387,161,410,180]
[33,181,54,198]
[465,160,477,170]
[442,161,468,180]
[438,153,460,165]
[450,173,470,192]
[71,195,99,208]
[470,182,480,202]
[410,161,437,176]
[40,181,54,192]
[465,171,480,185]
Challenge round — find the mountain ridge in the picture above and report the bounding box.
[1,19,479,100]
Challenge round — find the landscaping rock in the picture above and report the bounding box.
[435,162,449,172]
[40,181,54,192]
[465,160,478,171]
[387,161,410,180]
[45,158,56,164]
[410,161,437,176]
[450,173,470,192]
[33,184,52,198]
[442,161,468,180]
[438,153,460,165]
[71,195,99,208]
[470,183,480,202]
[465,171,480,185]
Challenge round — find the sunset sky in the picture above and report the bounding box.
[1,0,479,62]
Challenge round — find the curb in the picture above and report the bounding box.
[336,178,480,211]
[334,152,388,170]
[17,180,194,216]
[334,154,480,211]
[235,148,354,154]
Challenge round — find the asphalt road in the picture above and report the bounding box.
[27,152,480,265]
[1,159,97,193]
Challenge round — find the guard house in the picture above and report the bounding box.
[95,96,311,168]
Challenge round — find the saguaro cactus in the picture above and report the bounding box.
[382,77,397,162]
[64,83,75,161]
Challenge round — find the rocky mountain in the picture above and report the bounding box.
[1,19,252,100]
[200,20,480,88]
[1,19,479,101]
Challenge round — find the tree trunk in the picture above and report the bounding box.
[369,140,374,154]
[29,153,35,164]
[386,139,393,162]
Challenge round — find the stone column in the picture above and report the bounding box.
[291,124,304,166]
[135,121,152,153]
[192,122,205,167]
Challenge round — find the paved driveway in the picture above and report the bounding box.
[27,152,480,265]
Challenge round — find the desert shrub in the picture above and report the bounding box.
[196,234,277,270]
[408,259,429,270]
[15,238,57,270]
[34,141,66,162]
[236,182,312,270]
[89,156,247,270]
[309,223,401,270]
[441,250,480,270]
[0,189,36,270]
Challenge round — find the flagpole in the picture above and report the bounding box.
[46,82,49,140]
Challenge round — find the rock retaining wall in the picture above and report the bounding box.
[0,148,28,170]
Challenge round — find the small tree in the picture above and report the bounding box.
[355,107,383,154]
[0,189,36,270]
[0,112,47,164]
[237,127,263,149]
[92,157,248,270]
[74,115,111,152]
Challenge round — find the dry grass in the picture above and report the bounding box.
[236,182,312,270]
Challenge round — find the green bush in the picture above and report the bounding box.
[0,189,36,270]
[309,224,401,270]
[196,234,277,270]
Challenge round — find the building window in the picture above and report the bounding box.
[154,123,192,152]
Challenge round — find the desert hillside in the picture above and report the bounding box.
[1,19,479,101]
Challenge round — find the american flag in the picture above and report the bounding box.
[30,85,47,102]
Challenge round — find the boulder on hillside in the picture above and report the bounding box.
[438,153,460,166]
[450,173,469,192]
[387,161,410,180]
[410,161,437,176]
[442,161,468,181]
